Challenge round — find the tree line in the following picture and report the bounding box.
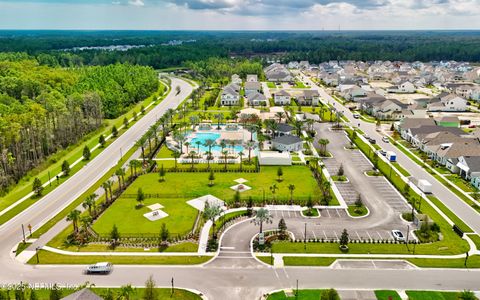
[0,57,158,193]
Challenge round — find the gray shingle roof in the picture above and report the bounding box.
[61,289,102,300]
[272,135,303,145]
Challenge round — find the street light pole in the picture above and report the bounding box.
[35,247,40,263]
[304,222,307,251]
[21,224,26,243]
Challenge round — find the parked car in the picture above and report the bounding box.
[468,125,476,128]
[378,150,387,156]
[353,113,360,119]
[369,138,377,144]
[363,134,370,140]
[84,262,113,274]
[391,230,405,242]
[382,136,390,143]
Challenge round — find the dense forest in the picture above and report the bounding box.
[186,57,264,83]
[1,31,480,69]
[0,55,158,191]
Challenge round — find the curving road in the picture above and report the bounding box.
[0,76,479,300]
[300,74,480,234]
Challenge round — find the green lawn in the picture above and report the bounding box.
[256,255,274,265]
[120,166,324,205]
[407,255,480,268]
[28,250,211,265]
[267,82,276,89]
[406,290,463,300]
[391,162,411,177]
[347,205,368,217]
[0,83,167,220]
[267,290,326,300]
[375,290,402,300]
[293,81,308,89]
[92,197,198,236]
[283,256,335,266]
[0,288,201,300]
[272,238,468,255]
[427,195,473,233]
[467,234,480,249]
[156,146,174,158]
[446,175,475,193]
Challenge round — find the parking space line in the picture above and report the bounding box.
[366,231,372,240]
[287,211,291,218]
[323,230,328,239]
[376,231,383,240]
[334,231,339,240]
[326,210,331,217]
[335,209,341,217]
[355,230,361,240]
[311,230,317,239]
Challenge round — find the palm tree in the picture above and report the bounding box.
[270,183,279,202]
[66,209,81,234]
[136,136,147,163]
[238,151,244,171]
[195,140,202,155]
[203,203,223,238]
[102,182,110,204]
[245,141,256,163]
[184,141,191,154]
[214,113,224,129]
[288,184,295,205]
[105,179,114,203]
[172,151,181,170]
[203,139,216,155]
[189,151,197,169]
[252,208,273,234]
[318,138,330,156]
[82,193,97,217]
[205,151,213,169]
[292,119,303,136]
[118,284,136,300]
[219,140,227,153]
[275,111,285,123]
[173,132,186,154]
[80,216,92,235]
[222,150,229,170]
[115,168,125,190]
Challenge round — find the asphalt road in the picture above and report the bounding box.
[0,76,479,300]
[301,74,480,234]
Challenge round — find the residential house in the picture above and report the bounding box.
[272,135,303,152]
[246,74,258,82]
[220,83,241,106]
[434,142,480,172]
[247,92,267,106]
[231,74,242,85]
[427,93,467,112]
[361,98,408,120]
[265,64,293,82]
[456,156,480,181]
[297,90,320,106]
[61,288,102,300]
[455,85,473,99]
[343,87,368,101]
[276,123,295,136]
[387,81,416,93]
[244,81,262,96]
[471,87,480,102]
[273,90,291,105]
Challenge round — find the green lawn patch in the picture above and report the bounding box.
[92,196,198,237]
[28,250,211,265]
[121,166,326,205]
[407,255,480,268]
[256,255,274,265]
[267,290,326,300]
[293,81,308,89]
[347,205,368,217]
[366,170,383,176]
[156,146,174,158]
[391,162,411,177]
[375,290,402,300]
[406,290,462,300]
[283,256,335,266]
[426,195,473,233]
[15,242,31,257]
[446,175,475,193]
[302,208,319,217]
[267,82,276,89]
[331,175,348,182]
[467,234,480,249]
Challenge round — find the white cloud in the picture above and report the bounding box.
[129,0,145,6]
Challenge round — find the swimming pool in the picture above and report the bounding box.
[188,132,244,153]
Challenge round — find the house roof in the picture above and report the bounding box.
[423,131,476,146]
[277,123,294,132]
[247,92,266,101]
[272,135,303,145]
[274,90,291,97]
[437,142,480,159]
[461,156,480,172]
[399,118,436,130]
[61,289,102,300]
[436,116,459,123]
[302,90,319,99]
[410,125,464,139]
[245,82,261,90]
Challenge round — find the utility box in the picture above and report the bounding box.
[418,179,432,194]
[386,151,397,162]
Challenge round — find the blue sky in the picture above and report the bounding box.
[0,0,479,30]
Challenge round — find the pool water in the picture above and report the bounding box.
[188,132,244,153]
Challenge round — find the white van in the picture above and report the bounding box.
[84,262,113,274]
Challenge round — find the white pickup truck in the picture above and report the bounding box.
[84,262,113,274]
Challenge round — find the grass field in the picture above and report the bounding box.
[0,287,201,300]
[375,290,402,300]
[28,250,211,265]
[267,290,326,300]
[283,256,335,266]
[467,234,480,249]
[92,197,198,236]
[272,238,469,255]
[117,166,324,205]
[406,290,463,300]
